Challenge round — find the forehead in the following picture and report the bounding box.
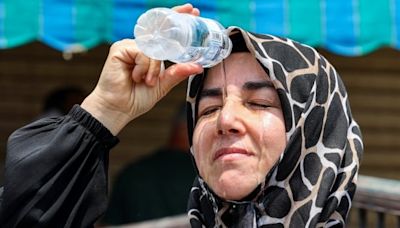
[204,52,270,88]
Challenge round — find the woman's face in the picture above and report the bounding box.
[192,52,287,200]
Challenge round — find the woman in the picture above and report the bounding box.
[1,4,362,228]
[186,30,363,227]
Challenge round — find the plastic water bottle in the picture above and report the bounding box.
[134,8,232,68]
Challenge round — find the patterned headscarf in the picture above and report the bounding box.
[185,27,363,227]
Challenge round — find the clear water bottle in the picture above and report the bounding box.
[134,8,232,68]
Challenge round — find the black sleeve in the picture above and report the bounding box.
[0,105,119,228]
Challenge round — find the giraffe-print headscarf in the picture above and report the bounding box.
[185,27,363,227]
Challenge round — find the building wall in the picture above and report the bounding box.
[0,43,399,185]
[319,48,400,180]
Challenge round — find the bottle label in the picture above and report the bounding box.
[177,17,226,66]
[192,18,224,48]
[203,18,224,46]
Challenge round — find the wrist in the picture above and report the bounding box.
[81,93,131,136]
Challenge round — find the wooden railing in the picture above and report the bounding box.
[352,175,400,228]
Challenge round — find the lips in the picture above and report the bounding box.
[214,147,254,161]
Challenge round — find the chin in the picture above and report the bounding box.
[214,188,248,201]
[210,170,260,201]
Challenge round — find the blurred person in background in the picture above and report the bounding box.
[37,86,86,119]
[100,103,195,225]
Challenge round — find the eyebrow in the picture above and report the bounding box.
[199,88,222,99]
[199,80,275,100]
[243,80,275,90]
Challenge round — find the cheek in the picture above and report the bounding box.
[192,120,215,170]
[259,111,287,154]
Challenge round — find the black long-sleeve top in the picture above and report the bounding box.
[0,105,119,228]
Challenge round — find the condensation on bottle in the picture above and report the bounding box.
[134,8,232,68]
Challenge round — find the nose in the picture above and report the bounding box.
[216,100,246,136]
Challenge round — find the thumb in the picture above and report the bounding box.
[160,63,203,92]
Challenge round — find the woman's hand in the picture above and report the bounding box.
[81,4,203,135]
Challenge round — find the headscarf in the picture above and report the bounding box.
[185,27,363,227]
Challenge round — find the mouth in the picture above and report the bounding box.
[214,147,254,161]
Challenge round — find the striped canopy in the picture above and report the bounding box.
[1,0,399,56]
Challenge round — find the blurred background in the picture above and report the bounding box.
[1,0,399,226]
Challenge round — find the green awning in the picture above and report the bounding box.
[1,0,399,56]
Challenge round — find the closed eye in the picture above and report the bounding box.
[247,101,271,109]
[199,106,220,117]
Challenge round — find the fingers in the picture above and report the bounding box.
[173,3,200,16]
[172,3,192,12]
[132,53,150,83]
[109,39,137,60]
[110,39,161,86]
[171,63,203,78]
[145,59,161,86]
[191,7,200,16]
[131,53,162,86]
[159,62,203,91]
